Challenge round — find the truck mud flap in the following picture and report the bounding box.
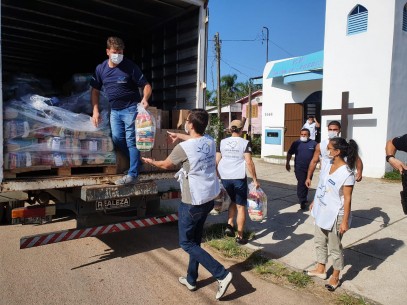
[20,213,178,249]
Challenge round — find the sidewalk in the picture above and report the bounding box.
[208,159,407,305]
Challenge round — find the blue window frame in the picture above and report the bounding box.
[403,4,407,32]
[347,5,368,35]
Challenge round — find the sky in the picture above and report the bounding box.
[207,0,326,91]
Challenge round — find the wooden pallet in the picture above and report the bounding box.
[4,164,118,179]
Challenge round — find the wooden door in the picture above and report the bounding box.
[284,103,304,151]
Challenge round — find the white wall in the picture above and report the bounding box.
[323,0,397,177]
[387,0,407,168]
[261,61,322,157]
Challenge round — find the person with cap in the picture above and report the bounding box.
[216,119,260,244]
[385,134,407,214]
[302,116,320,141]
[286,128,317,210]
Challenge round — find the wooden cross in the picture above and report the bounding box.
[321,91,373,139]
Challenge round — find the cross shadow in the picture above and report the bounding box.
[351,207,391,228]
[340,237,404,282]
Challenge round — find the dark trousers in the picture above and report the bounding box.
[295,169,309,204]
[178,201,228,285]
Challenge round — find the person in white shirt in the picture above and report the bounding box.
[302,116,320,141]
[216,120,260,245]
[305,120,363,188]
[305,137,359,292]
[142,109,233,300]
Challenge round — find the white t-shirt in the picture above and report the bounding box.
[218,137,250,179]
[303,121,317,140]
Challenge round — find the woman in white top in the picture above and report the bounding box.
[306,137,359,291]
[216,120,260,244]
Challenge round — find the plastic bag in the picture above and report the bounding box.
[210,181,231,215]
[135,104,156,151]
[247,182,267,221]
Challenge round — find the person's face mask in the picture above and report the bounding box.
[300,136,308,142]
[110,53,123,65]
[328,131,338,139]
[184,121,189,134]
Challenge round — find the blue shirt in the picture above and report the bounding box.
[288,139,317,171]
[90,58,148,110]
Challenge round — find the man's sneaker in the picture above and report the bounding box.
[216,272,233,300]
[178,277,196,291]
[224,224,235,237]
[114,175,138,185]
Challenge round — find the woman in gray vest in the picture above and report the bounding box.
[216,120,260,244]
[142,109,233,300]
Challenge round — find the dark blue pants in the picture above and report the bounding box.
[178,201,228,286]
[295,169,309,204]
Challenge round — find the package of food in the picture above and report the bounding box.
[4,152,40,169]
[211,181,231,215]
[247,182,268,222]
[135,104,156,151]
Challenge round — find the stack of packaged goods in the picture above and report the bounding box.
[3,94,116,170]
[135,104,156,152]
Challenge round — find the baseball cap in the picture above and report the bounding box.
[229,120,243,129]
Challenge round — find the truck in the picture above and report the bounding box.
[0,0,209,248]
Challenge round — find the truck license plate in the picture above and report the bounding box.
[96,197,131,211]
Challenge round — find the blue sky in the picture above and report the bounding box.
[207,0,326,91]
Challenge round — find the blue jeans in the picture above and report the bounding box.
[178,201,228,286]
[110,105,140,177]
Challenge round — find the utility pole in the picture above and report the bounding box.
[214,32,222,148]
[262,26,269,63]
[247,80,252,142]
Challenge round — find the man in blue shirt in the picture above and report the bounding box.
[90,37,152,185]
[286,128,317,210]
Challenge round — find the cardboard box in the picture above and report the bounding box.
[139,151,152,173]
[171,109,189,129]
[160,110,170,129]
[151,149,170,172]
[163,129,187,150]
[154,129,167,150]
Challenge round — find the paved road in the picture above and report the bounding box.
[0,212,327,305]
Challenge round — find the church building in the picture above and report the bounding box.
[261,0,407,178]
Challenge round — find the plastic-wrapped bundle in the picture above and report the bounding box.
[4,152,40,169]
[58,88,110,115]
[247,182,268,222]
[5,139,39,152]
[81,138,114,153]
[4,120,30,139]
[135,104,156,151]
[84,153,116,165]
[40,153,83,167]
[211,181,232,215]
[39,137,81,152]
[2,94,116,170]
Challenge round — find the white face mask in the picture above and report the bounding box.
[326,149,334,159]
[110,53,123,65]
[328,131,338,139]
[300,136,308,142]
[184,121,189,134]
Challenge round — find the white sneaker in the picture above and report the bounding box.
[216,272,232,300]
[114,175,138,185]
[178,276,196,291]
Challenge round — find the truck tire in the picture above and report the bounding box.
[0,203,6,224]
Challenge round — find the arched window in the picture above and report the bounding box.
[347,5,368,35]
[403,3,407,32]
